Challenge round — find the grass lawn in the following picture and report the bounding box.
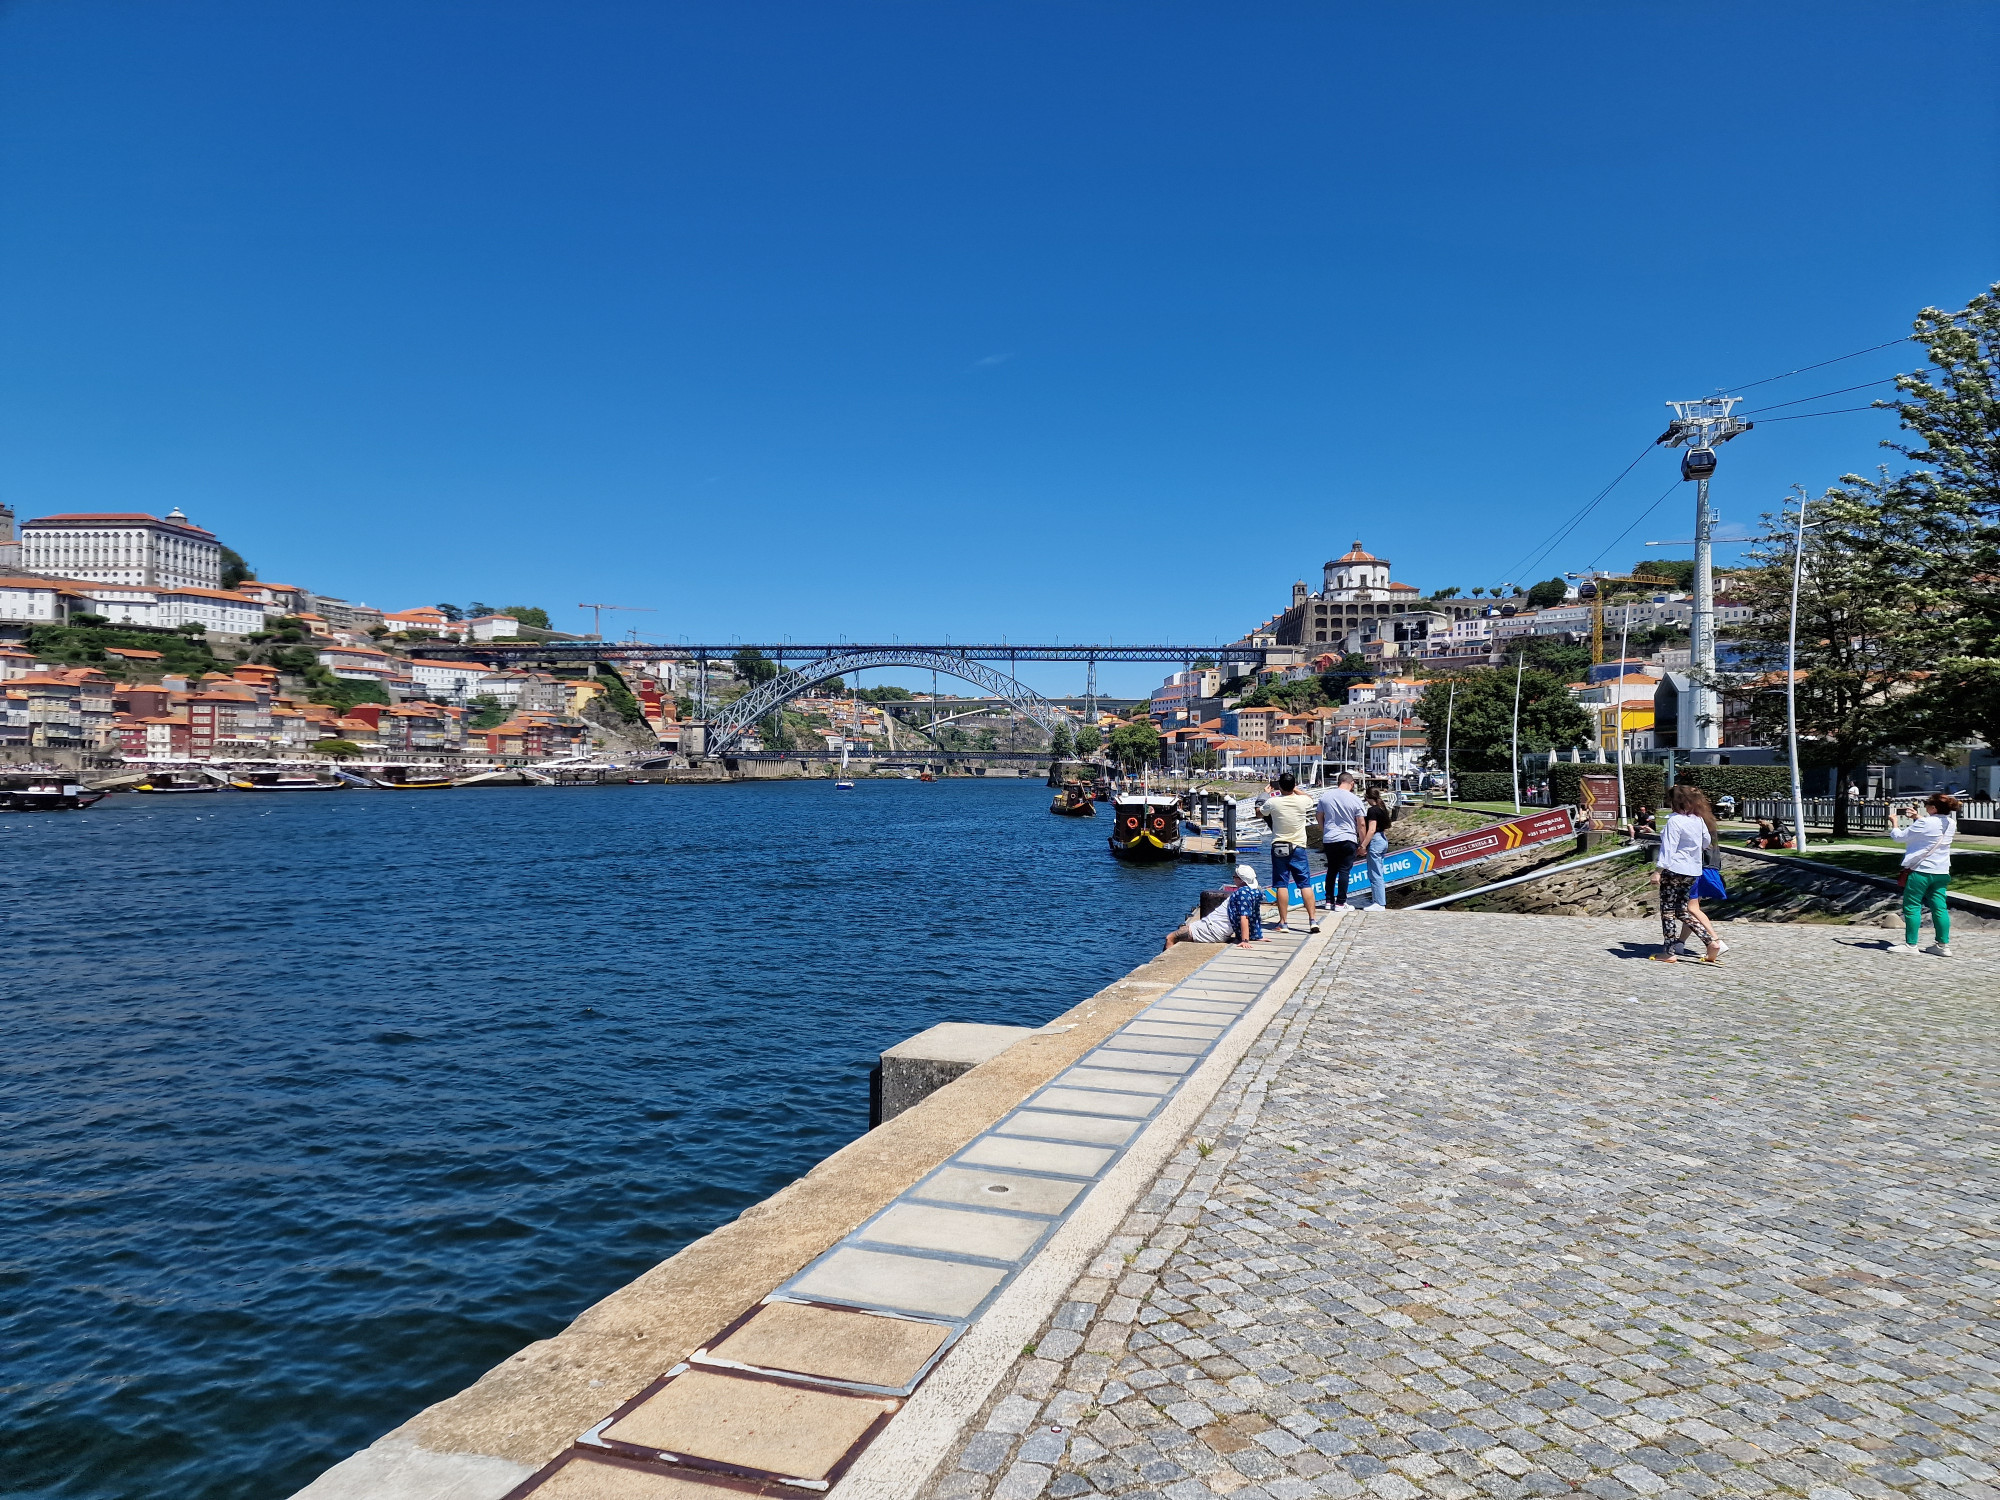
[1775,848,2000,902]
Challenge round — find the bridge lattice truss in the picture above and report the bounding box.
[700,649,1061,758]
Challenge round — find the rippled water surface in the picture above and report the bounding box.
[0,779,1216,1500]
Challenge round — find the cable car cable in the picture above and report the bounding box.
[1585,480,1681,570]
[1740,404,1887,424]
[1498,441,1658,589]
[1739,377,1901,415]
[1722,334,1916,393]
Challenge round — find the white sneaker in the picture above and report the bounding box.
[1922,942,1952,957]
[1889,943,1921,956]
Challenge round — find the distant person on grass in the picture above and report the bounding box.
[1650,784,1722,964]
[1315,771,1367,913]
[1259,771,1320,933]
[1889,793,1958,957]
[1164,864,1268,950]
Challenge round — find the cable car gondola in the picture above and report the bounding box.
[1680,447,1717,482]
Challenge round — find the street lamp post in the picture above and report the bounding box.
[1510,652,1524,814]
[1443,681,1456,807]
[1785,487,1817,853]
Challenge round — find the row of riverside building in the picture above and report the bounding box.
[0,505,615,764]
[0,653,587,760]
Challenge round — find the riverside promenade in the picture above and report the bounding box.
[914,913,1999,1500]
[296,910,1996,1500]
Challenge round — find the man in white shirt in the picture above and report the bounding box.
[1260,771,1321,933]
[1315,771,1368,912]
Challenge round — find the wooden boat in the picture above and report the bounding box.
[1107,792,1183,861]
[919,771,936,782]
[137,776,221,794]
[0,775,106,812]
[231,772,345,791]
[1050,781,1096,817]
[372,773,455,789]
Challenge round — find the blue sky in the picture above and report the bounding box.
[2,2,1995,697]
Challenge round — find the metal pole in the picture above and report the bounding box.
[1443,682,1455,806]
[1787,490,1810,852]
[1510,652,1523,814]
[1615,604,1630,826]
[1691,474,1718,750]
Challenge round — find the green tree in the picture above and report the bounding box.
[1049,721,1074,757]
[1074,724,1102,757]
[501,605,551,630]
[467,693,507,730]
[1107,721,1162,770]
[1525,577,1569,609]
[1631,558,1695,590]
[1192,656,1215,670]
[1413,665,1593,773]
[733,647,779,683]
[177,620,207,635]
[857,685,915,701]
[1731,473,1941,835]
[1433,586,1462,599]
[436,603,465,622]
[1516,635,1592,682]
[759,712,793,750]
[311,738,363,758]
[220,547,255,589]
[1877,283,2000,753]
[819,676,845,694]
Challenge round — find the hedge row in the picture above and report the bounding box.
[1453,772,1516,802]
[1545,761,1795,811]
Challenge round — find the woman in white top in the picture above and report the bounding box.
[1889,793,1959,956]
[1650,785,1722,963]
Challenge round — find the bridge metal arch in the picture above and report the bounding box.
[699,649,1062,757]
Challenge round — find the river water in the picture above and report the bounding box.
[0,778,1219,1500]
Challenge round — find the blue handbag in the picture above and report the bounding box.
[1693,866,1727,902]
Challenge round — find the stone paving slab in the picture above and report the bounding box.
[916,914,2000,1500]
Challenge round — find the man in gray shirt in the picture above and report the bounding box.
[1315,771,1368,912]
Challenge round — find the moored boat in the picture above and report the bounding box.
[231,772,346,791]
[0,775,107,812]
[137,775,222,794]
[372,772,455,789]
[1106,792,1182,861]
[1050,780,1096,817]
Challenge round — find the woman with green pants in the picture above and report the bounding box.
[1889,792,1960,956]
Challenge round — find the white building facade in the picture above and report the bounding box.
[77,585,265,635]
[20,510,223,589]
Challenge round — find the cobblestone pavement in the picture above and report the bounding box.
[918,914,2000,1500]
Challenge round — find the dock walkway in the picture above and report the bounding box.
[917,913,2000,1500]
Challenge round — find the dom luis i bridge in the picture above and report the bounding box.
[423,640,1268,757]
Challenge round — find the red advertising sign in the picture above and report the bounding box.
[1402,807,1577,881]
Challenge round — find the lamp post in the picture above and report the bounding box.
[1785,487,1818,853]
[1510,652,1524,814]
[1443,681,1456,807]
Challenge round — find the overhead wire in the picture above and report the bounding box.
[1740,377,1901,415]
[1586,480,1681,571]
[1744,404,1888,424]
[1723,334,1916,393]
[1498,441,1658,589]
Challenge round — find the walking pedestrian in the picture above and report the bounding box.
[1888,793,1958,956]
[1361,785,1395,909]
[1650,784,1722,963]
[1258,771,1320,933]
[1315,771,1367,913]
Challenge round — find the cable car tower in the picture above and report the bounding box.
[1655,396,1753,751]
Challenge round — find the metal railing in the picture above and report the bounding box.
[1739,796,1996,831]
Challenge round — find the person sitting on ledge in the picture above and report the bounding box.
[1164,863,1268,950]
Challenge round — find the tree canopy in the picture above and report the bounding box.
[1108,721,1162,769]
[1413,666,1594,772]
[1525,577,1569,609]
[733,647,779,683]
[220,546,254,589]
[500,605,551,630]
[1073,724,1102,756]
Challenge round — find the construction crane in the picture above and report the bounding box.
[1566,572,1680,665]
[576,602,655,640]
